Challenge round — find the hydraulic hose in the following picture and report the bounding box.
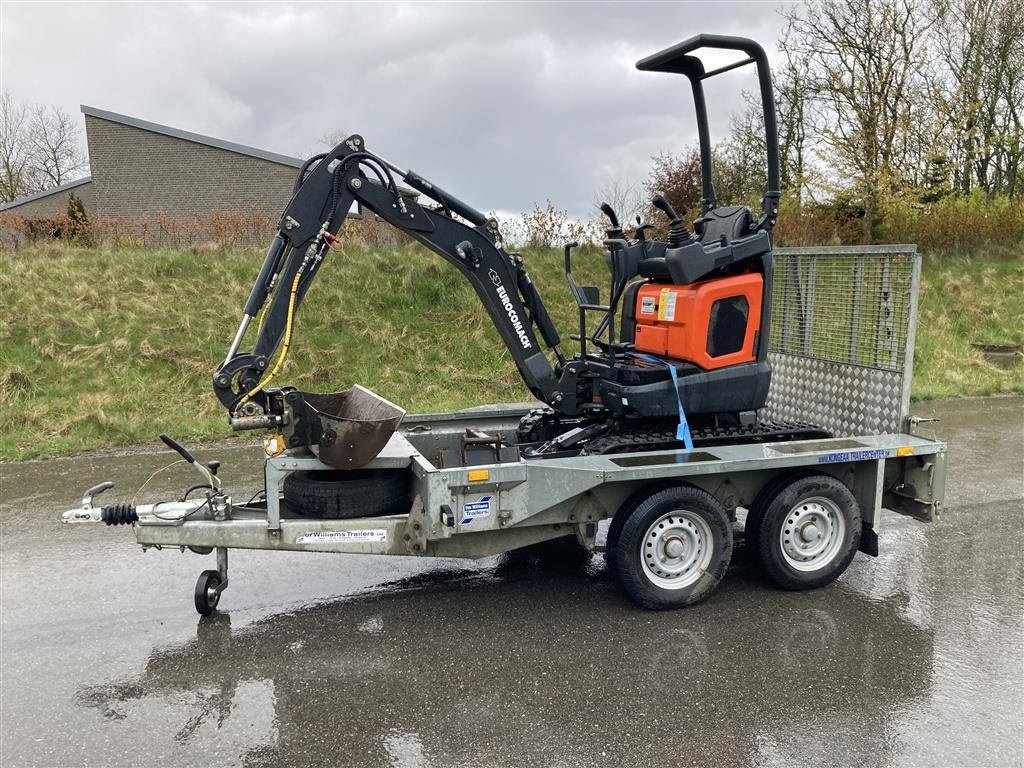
[294,153,327,193]
[237,263,304,409]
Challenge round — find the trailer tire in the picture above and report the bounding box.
[606,482,677,574]
[756,474,861,590]
[613,485,732,610]
[283,469,410,519]
[605,513,627,574]
[743,469,819,554]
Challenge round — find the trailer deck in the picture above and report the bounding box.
[133,420,945,561]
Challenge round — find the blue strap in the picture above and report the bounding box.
[627,353,694,450]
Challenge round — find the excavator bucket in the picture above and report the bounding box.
[299,385,405,470]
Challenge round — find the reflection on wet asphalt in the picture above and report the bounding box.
[1,397,1022,767]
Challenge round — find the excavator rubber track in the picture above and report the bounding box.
[581,420,832,456]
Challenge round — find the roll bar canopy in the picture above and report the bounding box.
[637,34,781,229]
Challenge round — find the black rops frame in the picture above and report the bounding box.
[636,34,781,230]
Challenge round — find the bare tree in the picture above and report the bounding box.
[28,104,87,187]
[783,0,934,240]
[711,133,765,206]
[921,0,1023,197]
[992,8,1024,196]
[724,18,820,208]
[320,129,348,149]
[295,129,349,160]
[593,176,645,228]
[977,0,1022,196]
[775,17,815,205]
[0,92,88,203]
[0,92,37,203]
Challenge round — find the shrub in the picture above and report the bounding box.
[646,149,703,223]
[65,193,91,244]
[876,193,1024,255]
[518,200,598,249]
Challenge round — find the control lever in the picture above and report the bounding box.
[651,192,695,247]
[632,215,655,242]
[599,202,623,238]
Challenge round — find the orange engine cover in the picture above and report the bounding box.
[633,273,763,370]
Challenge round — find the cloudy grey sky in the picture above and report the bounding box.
[2,1,789,218]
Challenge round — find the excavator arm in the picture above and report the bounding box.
[213,135,576,428]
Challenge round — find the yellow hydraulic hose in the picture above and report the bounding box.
[237,266,303,408]
[255,297,271,334]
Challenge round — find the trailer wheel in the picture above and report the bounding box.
[756,474,861,590]
[613,485,732,610]
[606,482,675,574]
[283,469,410,519]
[605,512,627,573]
[194,570,222,616]
[743,469,818,554]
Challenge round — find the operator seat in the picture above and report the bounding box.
[694,205,754,246]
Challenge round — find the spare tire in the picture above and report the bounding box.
[283,469,410,519]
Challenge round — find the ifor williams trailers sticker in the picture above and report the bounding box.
[296,530,387,544]
[461,495,493,525]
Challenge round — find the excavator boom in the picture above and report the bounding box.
[213,136,574,427]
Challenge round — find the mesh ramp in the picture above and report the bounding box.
[763,245,920,437]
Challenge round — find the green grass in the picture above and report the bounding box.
[0,241,1020,460]
[914,250,1024,398]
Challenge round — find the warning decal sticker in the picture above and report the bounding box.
[640,296,656,315]
[296,530,387,544]
[657,287,677,322]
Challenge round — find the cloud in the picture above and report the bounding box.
[1,1,785,218]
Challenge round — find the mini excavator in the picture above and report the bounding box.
[212,34,827,462]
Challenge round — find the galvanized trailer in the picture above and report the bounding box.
[63,246,946,614]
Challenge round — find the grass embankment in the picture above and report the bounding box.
[915,253,1023,398]
[1,243,1021,460]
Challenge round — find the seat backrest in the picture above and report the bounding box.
[695,205,753,246]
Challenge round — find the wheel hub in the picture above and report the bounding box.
[640,511,714,589]
[665,536,686,558]
[799,522,820,542]
[780,497,845,572]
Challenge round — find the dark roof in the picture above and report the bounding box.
[0,176,92,212]
[81,105,304,168]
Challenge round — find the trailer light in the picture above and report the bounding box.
[263,434,286,457]
[896,446,914,457]
[467,469,490,482]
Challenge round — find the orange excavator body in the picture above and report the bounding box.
[633,272,763,370]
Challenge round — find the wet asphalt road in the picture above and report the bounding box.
[1,397,1022,768]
